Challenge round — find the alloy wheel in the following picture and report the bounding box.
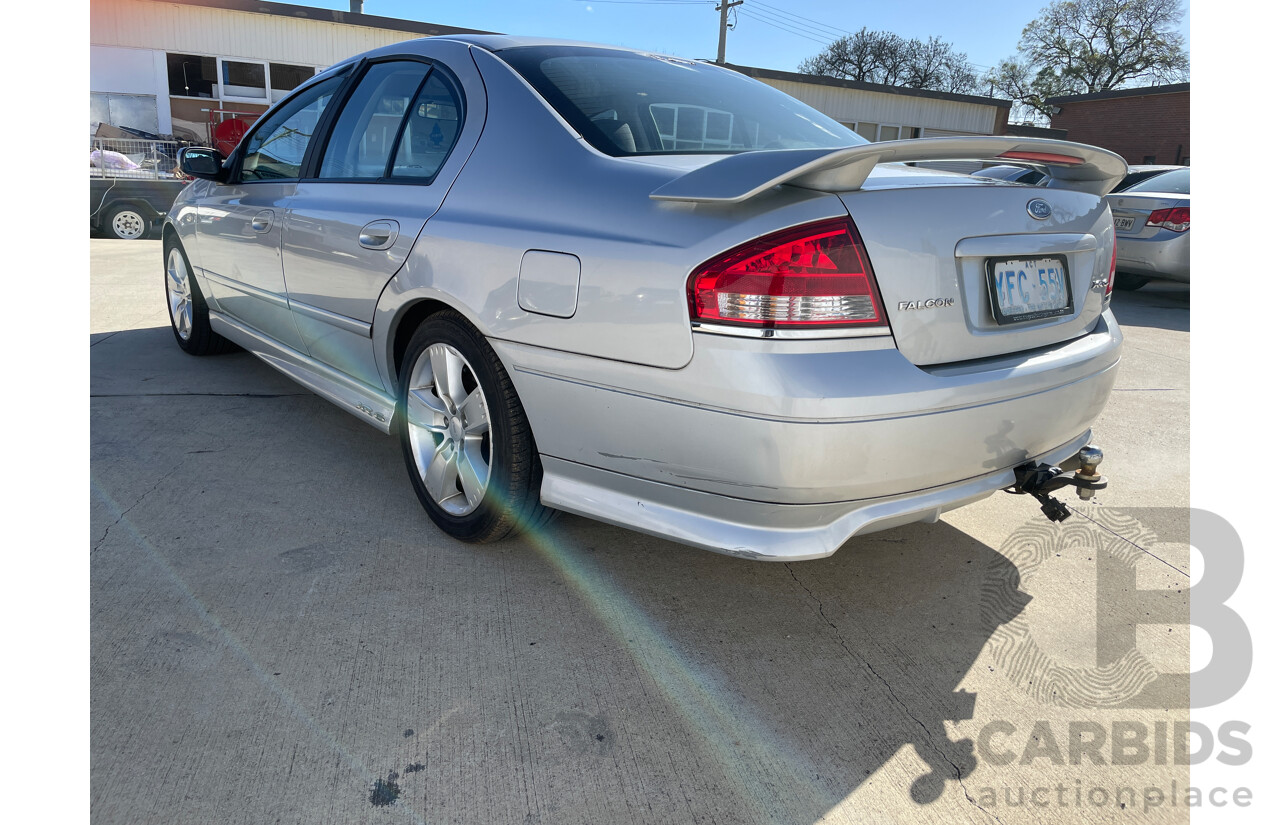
[165,247,193,341]
[404,343,492,516]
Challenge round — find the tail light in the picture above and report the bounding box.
[1106,235,1117,296]
[687,218,888,332]
[1146,207,1190,232]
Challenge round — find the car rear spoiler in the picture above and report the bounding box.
[649,137,1128,203]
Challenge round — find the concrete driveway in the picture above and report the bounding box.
[91,239,1192,824]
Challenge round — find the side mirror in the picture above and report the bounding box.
[178,147,228,182]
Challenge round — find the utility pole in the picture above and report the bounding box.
[716,1,743,65]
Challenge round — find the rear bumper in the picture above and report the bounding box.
[495,310,1122,557]
[539,432,1093,560]
[1116,230,1190,281]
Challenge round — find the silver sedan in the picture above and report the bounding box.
[164,36,1124,560]
[1105,167,1190,289]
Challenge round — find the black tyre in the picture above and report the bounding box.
[105,203,151,240]
[163,238,237,355]
[397,311,556,542]
[1113,273,1149,291]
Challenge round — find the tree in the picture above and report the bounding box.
[989,0,1189,120]
[798,29,979,95]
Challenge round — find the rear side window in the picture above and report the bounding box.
[391,72,463,179]
[240,73,344,182]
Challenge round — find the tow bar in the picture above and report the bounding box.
[1008,445,1107,523]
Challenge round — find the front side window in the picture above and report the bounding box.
[240,73,345,182]
[499,46,864,157]
[320,62,430,179]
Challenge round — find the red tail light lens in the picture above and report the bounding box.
[1106,235,1117,296]
[687,219,887,330]
[1146,207,1190,232]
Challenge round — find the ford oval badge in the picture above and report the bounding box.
[1027,199,1052,220]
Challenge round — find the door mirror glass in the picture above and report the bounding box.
[178,146,227,181]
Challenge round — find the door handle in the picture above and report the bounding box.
[251,210,273,233]
[358,220,399,250]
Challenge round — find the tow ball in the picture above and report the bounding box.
[1008,445,1107,523]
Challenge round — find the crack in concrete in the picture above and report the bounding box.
[92,460,185,553]
[783,563,1004,824]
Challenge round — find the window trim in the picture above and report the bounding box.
[301,55,467,188]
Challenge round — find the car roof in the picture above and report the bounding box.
[439,34,645,54]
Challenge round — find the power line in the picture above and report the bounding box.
[751,1,857,39]
[741,6,836,42]
[737,8,836,47]
[571,1,714,6]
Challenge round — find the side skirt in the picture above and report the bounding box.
[209,310,397,434]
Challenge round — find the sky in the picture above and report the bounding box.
[278,0,1192,82]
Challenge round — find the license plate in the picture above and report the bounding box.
[1114,215,1135,231]
[986,256,1072,324]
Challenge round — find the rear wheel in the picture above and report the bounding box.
[164,238,236,355]
[398,311,555,543]
[106,204,150,240]
[1113,273,1149,291]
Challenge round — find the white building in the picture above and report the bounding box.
[729,65,1012,142]
[90,0,1011,151]
[90,0,482,143]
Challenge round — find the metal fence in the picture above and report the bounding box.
[89,137,188,180]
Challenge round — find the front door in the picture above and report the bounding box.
[196,71,348,353]
[282,56,477,387]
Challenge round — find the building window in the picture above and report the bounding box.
[268,64,316,99]
[91,93,160,133]
[222,60,268,101]
[167,53,217,98]
[269,63,316,102]
[848,122,920,142]
[650,104,735,151]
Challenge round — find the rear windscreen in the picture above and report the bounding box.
[1124,168,1190,195]
[498,46,865,157]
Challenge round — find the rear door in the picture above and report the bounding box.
[194,71,347,352]
[281,46,482,388]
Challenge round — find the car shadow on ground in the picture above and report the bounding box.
[92,326,1032,823]
[1107,283,1189,332]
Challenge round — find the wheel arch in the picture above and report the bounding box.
[387,297,464,389]
[107,198,159,221]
